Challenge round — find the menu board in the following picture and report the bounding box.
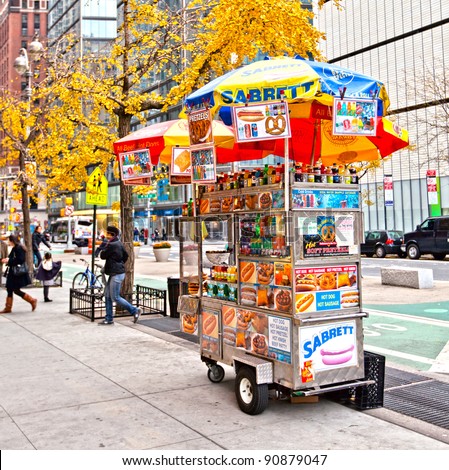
[222,305,291,364]
[294,265,359,314]
[191,145,216,183]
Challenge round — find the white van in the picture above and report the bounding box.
[48,217,93,246]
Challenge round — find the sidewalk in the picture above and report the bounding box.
[0,250,448,450]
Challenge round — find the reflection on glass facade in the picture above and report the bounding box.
[48,0,116,52]
[318,0,449,232]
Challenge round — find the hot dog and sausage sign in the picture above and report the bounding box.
[233,101,291,143]
[299,320,358,378]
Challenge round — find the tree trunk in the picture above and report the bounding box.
[117,112,134,296]
[120,181,134,295]
[19,150,34,274]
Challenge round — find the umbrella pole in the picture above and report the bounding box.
[284,137,290,213]
[310,119,318,166]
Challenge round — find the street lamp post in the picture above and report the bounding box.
[13,34,44,272]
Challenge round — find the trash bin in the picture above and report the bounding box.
[167,277,187,318]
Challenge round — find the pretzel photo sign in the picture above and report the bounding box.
[233,101,291,143]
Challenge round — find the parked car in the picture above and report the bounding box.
[401,216,449,260]
[361,230,405,258]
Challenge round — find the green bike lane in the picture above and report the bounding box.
[363,302,449,372]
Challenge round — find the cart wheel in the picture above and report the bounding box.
[207,365,225,383]
[235,367,268,415]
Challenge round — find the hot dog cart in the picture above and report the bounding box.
[178,176,374,415]
[176,57,408,414]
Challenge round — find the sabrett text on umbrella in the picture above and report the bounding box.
[220,83,316,105]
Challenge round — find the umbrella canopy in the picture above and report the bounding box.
[184,57,408,165]
[113,119,236,164]
[185,56,390,116]
[216,111,409,166]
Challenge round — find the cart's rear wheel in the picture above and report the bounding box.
[235,367,268,415]
[207,365,225,383]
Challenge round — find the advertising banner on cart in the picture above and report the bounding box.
[119,149,153,181]
[292,188,359,210]
[221,305,291,364]
[295,265,359,314]
[191,145,216,183]
[233,101,291,143]
[299,320,358,375]
[201,310,220,356]
[333,97,377,136]
[170,147,192,185]
[301,215,357,258]
[188,108,214,147]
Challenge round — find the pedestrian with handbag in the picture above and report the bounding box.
[0,234,37,314]
[0,238,8,287]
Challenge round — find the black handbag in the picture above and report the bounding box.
[12,263,28,276]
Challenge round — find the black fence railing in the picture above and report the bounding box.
[69,285,166,322]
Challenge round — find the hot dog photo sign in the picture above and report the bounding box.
[233,101,291,143]
[295,265,359,314]
[299,320,358,377]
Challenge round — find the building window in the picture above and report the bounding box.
[34,14,40,31]
[22,14,28,36]
[34,1,40,9]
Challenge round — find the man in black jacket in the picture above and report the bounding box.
[98,226,141,325]
[32,225,51,267]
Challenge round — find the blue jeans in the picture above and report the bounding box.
[104,273,137,321]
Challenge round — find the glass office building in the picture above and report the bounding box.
[317,0,449,232]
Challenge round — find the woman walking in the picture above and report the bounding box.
[0,235,37,313]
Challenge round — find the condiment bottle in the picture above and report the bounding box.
[275,163,282,184]
[332,163,340,183]
[350,168,359,184]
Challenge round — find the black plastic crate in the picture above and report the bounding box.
[354,351,385,409]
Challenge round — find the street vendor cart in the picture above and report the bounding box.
[176,57,408,414]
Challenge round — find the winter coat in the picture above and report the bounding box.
[99,237,129,276]
[6,244,32,290]
[35,259,62,283]
[32,231,50,252]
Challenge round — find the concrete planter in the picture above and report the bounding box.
[183,251,198,266]
[134,246,141,258]
[153,248,170,262]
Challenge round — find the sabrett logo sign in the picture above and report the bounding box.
[220,83,315,105]
[303,324,354,359]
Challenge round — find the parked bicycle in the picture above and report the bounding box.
[72,258,105,293]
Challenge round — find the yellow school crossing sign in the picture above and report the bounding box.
[86,167,108,205]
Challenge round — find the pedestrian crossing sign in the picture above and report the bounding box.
[86,167,108,205]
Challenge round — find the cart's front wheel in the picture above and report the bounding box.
[235,367,268,415]
[208,365,225,383]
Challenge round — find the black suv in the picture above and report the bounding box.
[402,216,449,260]
[361,230,405,258]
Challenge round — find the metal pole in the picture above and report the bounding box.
[91,204,97,275]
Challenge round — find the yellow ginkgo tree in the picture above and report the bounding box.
[73,0,341,293]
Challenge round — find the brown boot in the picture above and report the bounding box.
[0,297,13,314]
[23,294,37,311]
